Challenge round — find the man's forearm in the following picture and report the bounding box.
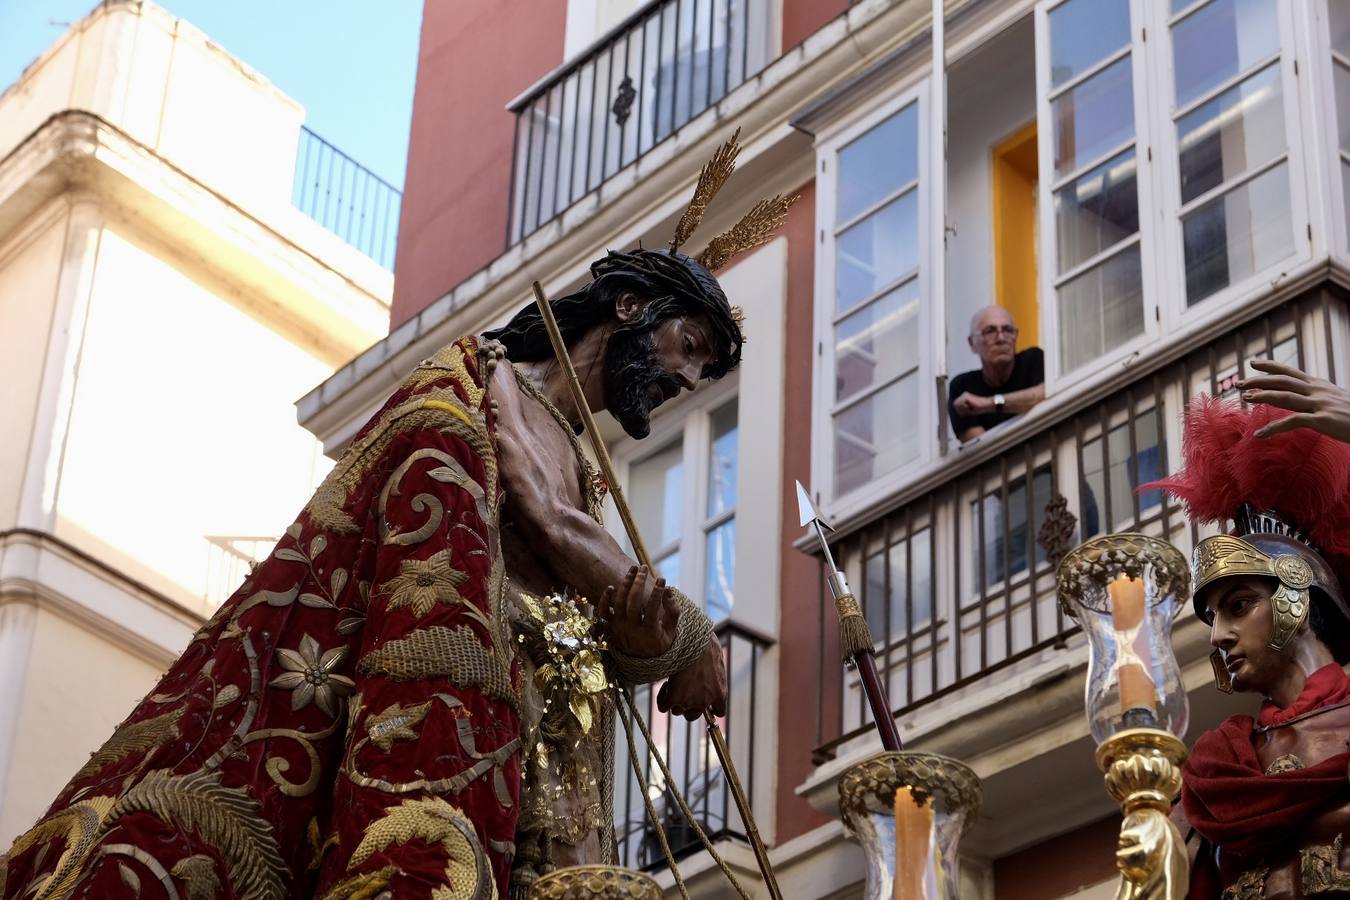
[1003,383,1044,415]
[512,497,650,603]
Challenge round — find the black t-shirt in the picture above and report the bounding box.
[947,347,1045,438]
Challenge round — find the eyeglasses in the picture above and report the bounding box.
[974,325,1018,340]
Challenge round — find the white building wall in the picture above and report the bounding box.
[0,205,66,526]
[53,220,333,613]
[2,605,168,844]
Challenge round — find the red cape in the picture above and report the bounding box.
[1182,664,1350,897]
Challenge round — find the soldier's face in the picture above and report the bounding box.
[605,312,716,439]
[1205,575,1284,694]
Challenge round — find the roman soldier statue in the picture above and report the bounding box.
[1150,375,1350,899]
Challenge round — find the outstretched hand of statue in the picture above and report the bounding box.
[597,565,679,659]
[1241,359,1350,443]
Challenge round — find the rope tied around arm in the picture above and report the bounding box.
[607,589,713,684]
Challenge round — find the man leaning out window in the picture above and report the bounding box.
[947,305,1045,444]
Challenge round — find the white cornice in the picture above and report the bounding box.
[0,111,390,367]
[0,529,201,667]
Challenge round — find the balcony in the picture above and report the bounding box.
[506,0,772,246]
[809,287,1347,763]
[292,126,402,269]
[613,620,771,871]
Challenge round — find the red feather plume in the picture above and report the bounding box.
[1145,395,1350,589]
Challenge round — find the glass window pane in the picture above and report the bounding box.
[837,102,919,224]
[1172,0,1279,110]
[1049,0,1132,89]
[1055,148,1139,274]
[1057,245,1145,373]
[704,519,734,621]
[835,190,918,315]
[975,466,1053,588]
[1182,163,1293,305]
[835,279,920,403]
[656,551,681,586]
[1081,412,1167,535]
[864,527,933,644]
[631,441,683,550]
[1333,2,1350,57]
[1177,63,1284,204]
[1052,55,1135,178]
[834,374,920,495]
[706,403,738,517]
[1335,62,1350,155]
[1343,161,1350,250]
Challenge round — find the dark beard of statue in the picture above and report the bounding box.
[604,326,676,440]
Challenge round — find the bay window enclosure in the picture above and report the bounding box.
[1037,0,1150,377]
[817,88,929,504]
[1164,0,1299,306]
[623,395,739,621]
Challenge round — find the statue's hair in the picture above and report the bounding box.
[484,248,742,380]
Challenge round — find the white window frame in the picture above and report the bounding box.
[1308,0,1350,261]
[811,78,934,513]
[1034,0,1164,395]
[1146,0,1314,331]
[612,376,739,622]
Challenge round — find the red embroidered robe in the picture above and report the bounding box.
[0,337,521,899]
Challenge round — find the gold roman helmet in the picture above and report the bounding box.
[1148,397,1350,692]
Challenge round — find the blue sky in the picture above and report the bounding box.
[1,0,423,188]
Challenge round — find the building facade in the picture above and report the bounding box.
[301,0,1350,897]
[0,0,392,848]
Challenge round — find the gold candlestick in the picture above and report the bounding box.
[1058,533,1191,900]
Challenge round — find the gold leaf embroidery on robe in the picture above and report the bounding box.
[348,797,496,900]
[381,549,471,618]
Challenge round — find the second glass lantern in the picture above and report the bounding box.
[1056,533,1191,743]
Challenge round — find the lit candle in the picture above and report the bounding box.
[894,786,935,900]
[1108,575,1157,717]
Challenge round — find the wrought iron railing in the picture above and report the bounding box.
[204,535,276,609]
[811,291,1346,762]
[292,126,402,269]
[613,619,771,869]
[507,0,771,245]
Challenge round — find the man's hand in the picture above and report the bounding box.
[657,635,728,721]
[1241,360,1350,443]
[596,565,679,659]
[952,391,992,418]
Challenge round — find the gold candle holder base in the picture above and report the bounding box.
[837,751,981,900]
[1095,728,1189,900]
[527,864,663,899]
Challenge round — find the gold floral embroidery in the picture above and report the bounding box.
[366,700,433,752]
[170,854,222,900]
[356,625,514,703]
[382,549,470,618]
[269,634,355,717]
[348,796,496,900]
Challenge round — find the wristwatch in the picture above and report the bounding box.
[993,393,1006,413]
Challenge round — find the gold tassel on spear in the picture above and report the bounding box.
[530,280,783,900]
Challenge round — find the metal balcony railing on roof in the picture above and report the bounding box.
[810,291,1346,763]
[507,0,771,246]
[292,126,402,269]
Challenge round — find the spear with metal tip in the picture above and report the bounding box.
[796,480,903,751]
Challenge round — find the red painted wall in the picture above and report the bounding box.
[994,816,1119,899]
[781,0,848,50]
[392,1,567,327]
[774,180,833,843]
